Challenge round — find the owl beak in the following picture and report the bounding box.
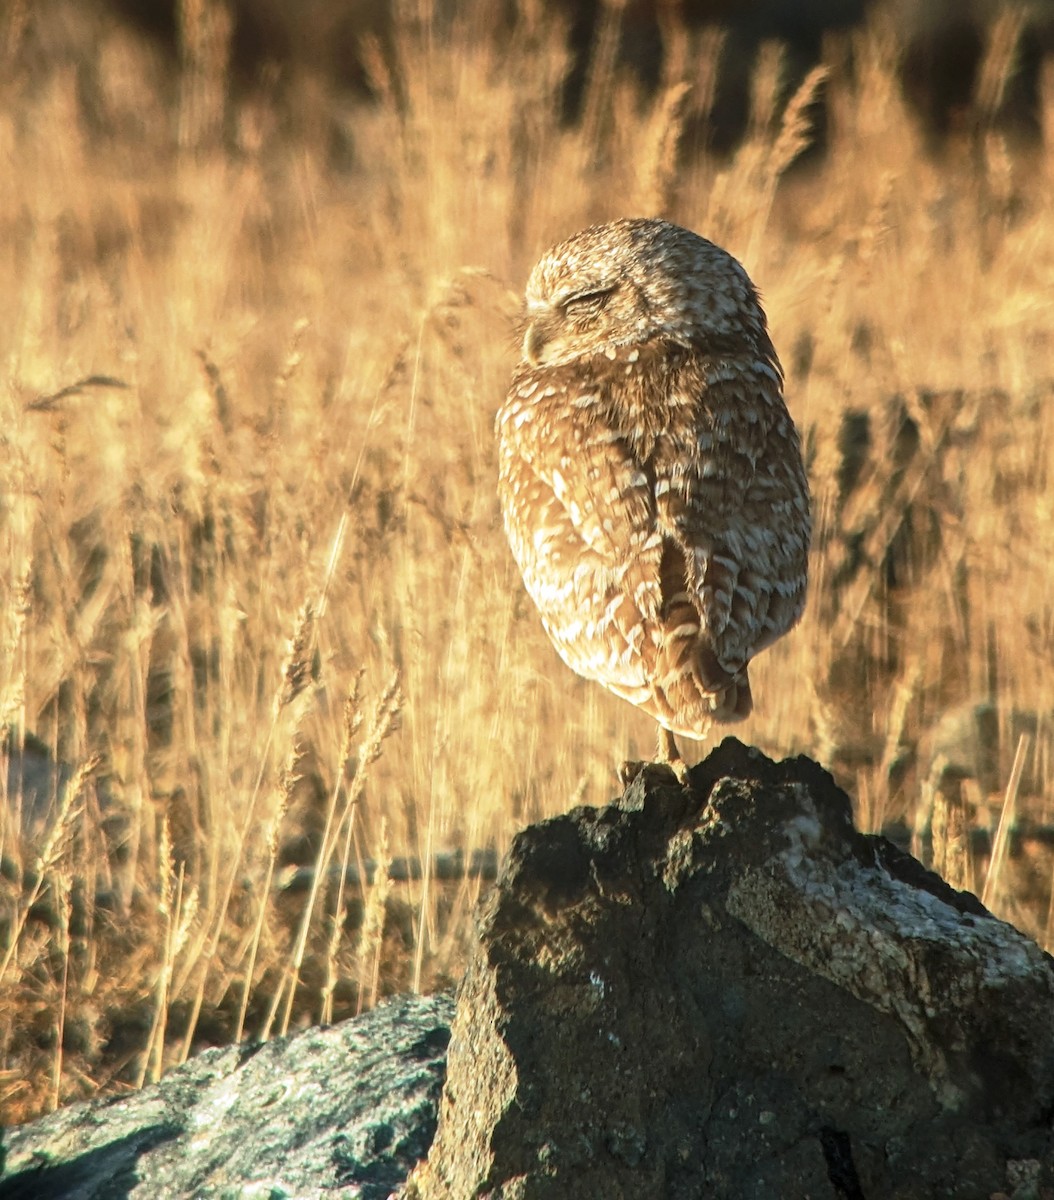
[523,320,550,367]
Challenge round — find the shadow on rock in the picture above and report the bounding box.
[0,1124,178,1200]
[408,737,1054,1200]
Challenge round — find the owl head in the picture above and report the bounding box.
[520,218,772,370]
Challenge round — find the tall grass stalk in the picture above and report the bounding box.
[2,0,1054,1124]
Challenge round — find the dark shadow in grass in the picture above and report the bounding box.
[0,1123,179,1200]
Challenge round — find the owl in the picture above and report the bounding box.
[496,218,811,770]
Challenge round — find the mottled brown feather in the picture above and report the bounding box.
[497,218,810,748]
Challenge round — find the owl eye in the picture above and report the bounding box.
[562,287,614,315]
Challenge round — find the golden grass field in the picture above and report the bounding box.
[2,0,1054,1125]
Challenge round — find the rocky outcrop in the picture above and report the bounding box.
[408,738,1054,1200]
[5,739,1054,1200]
[0,992,452,1200]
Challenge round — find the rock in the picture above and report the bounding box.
[917,700,1054,809]
[408,738,1054,1200]
[5,739,1054,1200]
[2,729,73,843]
[0,992,453,1200]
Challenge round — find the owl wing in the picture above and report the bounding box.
[655,370,808,689]
[497,389,663,698]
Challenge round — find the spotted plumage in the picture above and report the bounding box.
[496,218,810,763]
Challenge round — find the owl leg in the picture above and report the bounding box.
[656,724,679,763]
[618,724,690,787]
[617,725,689,788]
[655,723,689,783]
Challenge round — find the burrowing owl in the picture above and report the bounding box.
[496,218,811,767]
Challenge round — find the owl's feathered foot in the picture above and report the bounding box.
[655,724,690,783]
[618,725,688,788]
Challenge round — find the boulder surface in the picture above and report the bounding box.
[0,992,452,1200]
[407,738,1054,1200]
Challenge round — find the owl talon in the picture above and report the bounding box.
[666,758,690,785]
[618,758,646,787]
[618,758,682,789]
[620,721,688,787]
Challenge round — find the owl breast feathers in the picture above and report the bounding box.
[496,217,811,742]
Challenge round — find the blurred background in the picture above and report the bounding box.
[2,0,1054,1124]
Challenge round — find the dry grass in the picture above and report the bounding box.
[1,0,1054,1124]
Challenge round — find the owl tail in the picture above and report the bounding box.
[705,665,753,723]
[656,625,753,732]
[656,542,753,734]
